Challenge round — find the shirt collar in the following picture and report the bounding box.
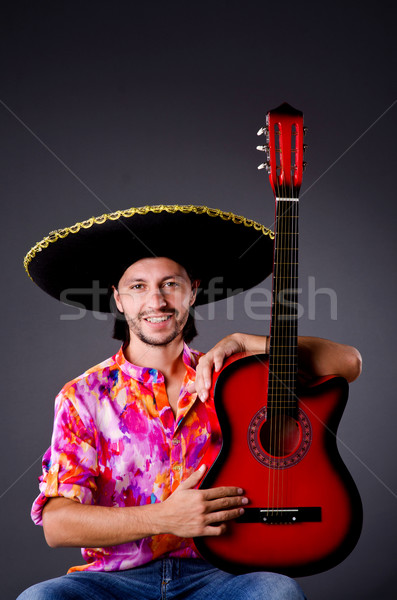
[114,343,198,384]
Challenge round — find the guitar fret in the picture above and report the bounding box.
[268,382,297,385]
[267,401,297,405]
[268,399,297,403]
[268,392,297,395]
[267,393,297,396]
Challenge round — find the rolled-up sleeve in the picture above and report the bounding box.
[31,388,98,526]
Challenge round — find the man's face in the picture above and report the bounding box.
[113,257,198,347]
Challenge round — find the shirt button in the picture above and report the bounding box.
[172,439,180,445]
[174,465,182,471]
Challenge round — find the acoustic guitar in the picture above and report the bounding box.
[194,103,362,576]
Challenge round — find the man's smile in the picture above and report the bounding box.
[144,315,173,324]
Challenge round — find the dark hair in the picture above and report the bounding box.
[112,310,198,345]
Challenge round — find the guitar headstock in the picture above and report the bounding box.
[257,102,306,198]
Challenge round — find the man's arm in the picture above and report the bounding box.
[42,465,247,548]
[295,335,362,382]
[194,333,362,401]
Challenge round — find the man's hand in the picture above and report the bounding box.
[161,465,248,537]
[193,333,267,401]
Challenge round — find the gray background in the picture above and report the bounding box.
[1,1,396,598]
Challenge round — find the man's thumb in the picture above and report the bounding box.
[179,464,207,490]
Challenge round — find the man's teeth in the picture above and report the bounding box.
[145,316,171,323]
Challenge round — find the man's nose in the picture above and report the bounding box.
[147,288,167,309]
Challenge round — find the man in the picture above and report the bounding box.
[19,205,361,599]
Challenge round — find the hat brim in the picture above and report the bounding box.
[24,205,274,311]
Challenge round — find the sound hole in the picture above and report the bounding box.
[259,416,301,458]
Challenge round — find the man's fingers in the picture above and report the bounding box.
[201,485,245,501]
[210,493,248,509]
[207,506,245,524]
[195,341,239,401]
[195,357,213,401]
[178,465,207,490]
[198,506,245,537]
[212,346,232,372]
[200,356,214,381]
[178,471,246,506]
[201,523,227,537]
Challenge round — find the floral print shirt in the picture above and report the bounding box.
[31,344,222,573]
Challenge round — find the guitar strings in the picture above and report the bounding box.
[268,120,300,517]
[281,128,299,515]
[277,124,288,517]
[279,150,289,516]
[288,150,298,514]
[267,121,277,515]
[269,121,284,516]
[276,171,283,516]
[269,121,283,517]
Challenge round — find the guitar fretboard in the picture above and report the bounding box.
[268,197,299,412]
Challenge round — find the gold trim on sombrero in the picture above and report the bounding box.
[23,204,274,279]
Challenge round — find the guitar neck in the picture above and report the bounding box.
[258,102,305,412]
[268,196,299,410]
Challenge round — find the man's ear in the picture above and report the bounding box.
[112,285,124,313]
[190,279,200,306]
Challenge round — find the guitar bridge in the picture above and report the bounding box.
[236,507,322,524]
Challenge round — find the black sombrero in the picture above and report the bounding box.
[24,204,274,312]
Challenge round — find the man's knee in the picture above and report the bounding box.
[274,574,306,599]
[17,584,48,600]
[239,571,306,600]
[17,578,72,600]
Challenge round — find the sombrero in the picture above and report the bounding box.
[24,204,274,312]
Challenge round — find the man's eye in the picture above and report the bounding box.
[164,281,178,288]
[131,284,144,290]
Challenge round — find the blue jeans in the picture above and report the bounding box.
[17,558,306,599]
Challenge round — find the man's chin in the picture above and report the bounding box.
[137,330,181,347]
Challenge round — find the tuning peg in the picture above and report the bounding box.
[257,126,268,136]
[258,162,271,172]
[303,161,308,171]
[256,145,268,152]
[303,144,308,152]
[303,127,308,136]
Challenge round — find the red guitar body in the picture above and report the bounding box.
[194,353,363,575]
